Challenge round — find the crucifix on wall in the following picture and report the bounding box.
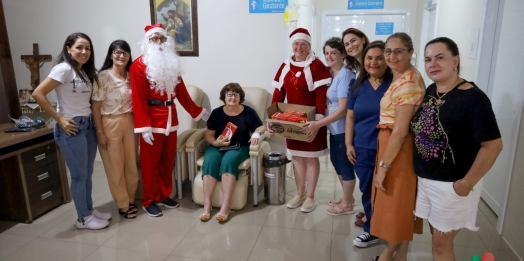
[21,43,52,89]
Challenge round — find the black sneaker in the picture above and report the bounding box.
[142,203,163,217]
[353,232,379,247]
[157,198,179,209]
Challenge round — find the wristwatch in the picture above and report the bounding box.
[379,159,391,169]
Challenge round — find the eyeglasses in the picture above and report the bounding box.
[226,92,240,98]
[149,36,167,43]
[384,48,407,56]
[112,50,130,57]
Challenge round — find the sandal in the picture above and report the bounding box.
[326,204,355,216]
[127,204,138,214]
[328,198,342,207]
[355,218,365,227]
[216,210,231,222]
[119,207,137,219]
[356,211,365,219]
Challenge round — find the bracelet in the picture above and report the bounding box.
[461,179,474,191]
[251,132,260,139]
[97,129,103,133]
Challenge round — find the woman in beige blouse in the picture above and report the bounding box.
[92,40,139,219]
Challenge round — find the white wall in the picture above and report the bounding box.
[315,0,420,55]
[3,0,287,111]
[493,0,524,257]
[433,0,486,81]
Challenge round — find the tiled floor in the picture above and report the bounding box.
[0,157,521,261]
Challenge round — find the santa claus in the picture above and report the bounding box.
[130,23,209,217]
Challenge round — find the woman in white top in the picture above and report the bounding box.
[92,40,139,219]
[32,32,110,230]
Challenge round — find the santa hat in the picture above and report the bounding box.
[289,28,311,44]
[144,23,165,39]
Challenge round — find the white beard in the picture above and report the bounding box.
[141,37,183,96]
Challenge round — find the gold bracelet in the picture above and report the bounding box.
[461,179,474,192]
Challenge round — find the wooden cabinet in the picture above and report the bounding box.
[0,124,71,223]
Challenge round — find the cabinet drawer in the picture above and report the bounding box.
[28,181,64,219]
[21,143,57,173]
[24,163,60,193]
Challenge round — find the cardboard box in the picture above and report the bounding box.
[266,103,316,141]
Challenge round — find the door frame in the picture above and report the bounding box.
[476,0,507,234]
[417,2,438,84]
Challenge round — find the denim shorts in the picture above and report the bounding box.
[329,133,355,181]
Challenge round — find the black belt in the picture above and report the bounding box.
[147,99,175,106]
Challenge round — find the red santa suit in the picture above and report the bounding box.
[130,56,205,207]
[271,52,331,157]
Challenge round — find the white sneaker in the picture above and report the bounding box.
[300,198,316,213]
[286,195,306,209]
[76,215,109,230]
[92,209,112,220]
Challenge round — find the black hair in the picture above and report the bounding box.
[55,32,98,86]
[425,36,461,74]
[100,39,133,72]
[350,40,393,94]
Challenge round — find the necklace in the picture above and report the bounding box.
[435,78,464,105]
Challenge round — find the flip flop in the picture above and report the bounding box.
[355,218,365,227]
[328,198,342,207]
[326,205,355,216]
[356,211,365,219]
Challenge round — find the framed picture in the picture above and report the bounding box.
[149,0,199,57]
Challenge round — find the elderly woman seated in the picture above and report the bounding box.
[200,83,266,222]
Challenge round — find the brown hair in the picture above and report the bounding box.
[219,82,245,104]
[386,32,414,51]
[342,28,370,72]
[323,37,344,54]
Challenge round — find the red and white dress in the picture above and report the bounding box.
[130,55,205,206]
[271,53,331,157]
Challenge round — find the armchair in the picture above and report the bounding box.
[185,87,270,209]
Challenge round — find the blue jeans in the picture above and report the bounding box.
[54,115,97,218]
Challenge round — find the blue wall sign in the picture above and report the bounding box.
[348,0,384,10]
[375,22,394,35]
[249,0,287,13]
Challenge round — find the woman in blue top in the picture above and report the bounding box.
[303,37,356,215]
[346,40,392,248]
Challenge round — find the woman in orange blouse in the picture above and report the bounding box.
[371,32,425,261]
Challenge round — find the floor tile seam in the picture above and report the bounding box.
[0,234,40,261]
[261,222,335,235]
[101,243,171,255]
[245,221,266,261]
[168,217,200,255]
[80,245,103,261]
[498,236,523,260]
[36,233,105,247]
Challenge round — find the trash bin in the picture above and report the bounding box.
[263,151,291,205]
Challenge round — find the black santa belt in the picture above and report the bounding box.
[147,99,176,106]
